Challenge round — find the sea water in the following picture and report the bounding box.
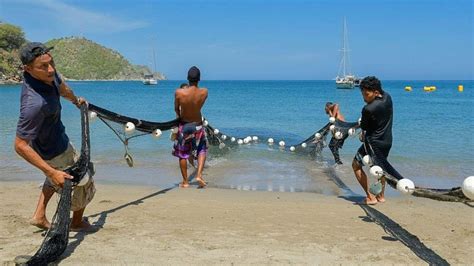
[1,80,472,197]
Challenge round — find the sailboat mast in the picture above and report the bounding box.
[342,17,347,77]
[152,47,157,76]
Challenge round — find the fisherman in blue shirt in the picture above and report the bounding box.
[14,42,95,232]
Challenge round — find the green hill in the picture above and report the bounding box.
[46,37,164,80]
[0,22,165,83]
[0,22,25,83]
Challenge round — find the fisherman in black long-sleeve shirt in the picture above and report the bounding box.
[352,76,393,205]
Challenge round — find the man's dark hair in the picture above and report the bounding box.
[187,66,200,83]
[360,76,383,94]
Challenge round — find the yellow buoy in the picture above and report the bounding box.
[424,86,436,92]
[405,86,412,91]
[458,85,464,92]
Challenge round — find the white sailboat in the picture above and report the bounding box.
[335,18,359,89]
[143,43,158,85]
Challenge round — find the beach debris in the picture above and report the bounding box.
[369,181,383,195]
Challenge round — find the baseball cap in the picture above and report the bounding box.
[20,42,54,65]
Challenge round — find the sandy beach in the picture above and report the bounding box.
[0,180,472,265]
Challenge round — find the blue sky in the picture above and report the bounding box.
[1,0,472,80]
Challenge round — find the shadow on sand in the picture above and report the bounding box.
[57,185,176,263]
[326,167,449,265]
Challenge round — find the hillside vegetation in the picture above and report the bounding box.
[0,22,25,83]
[46,37,164,80]
[0,22,164,83]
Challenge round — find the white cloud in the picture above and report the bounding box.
[10,0,149,33]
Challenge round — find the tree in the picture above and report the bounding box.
[0,23,26,51]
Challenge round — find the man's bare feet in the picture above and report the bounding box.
[376,195,386,203]
[196,176,207,188]
[357,197,378,205]
[179,182,190,188]
[29,217,50,230]
[71,219,97,232]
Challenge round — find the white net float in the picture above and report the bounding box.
[461,176,474,200]
[88,111,97,122]
[397,178,415,195]
[369,165,384,178]
[124,122,135,134]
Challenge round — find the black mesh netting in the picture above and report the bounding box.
[88,103,179,167]
[362,137,470,202]
[25,104,92,265]
[89,103,471,203]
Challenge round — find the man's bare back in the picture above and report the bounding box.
[174,85,208,122]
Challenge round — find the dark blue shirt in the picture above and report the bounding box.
[16,71,69,160]
[360,92,393,148]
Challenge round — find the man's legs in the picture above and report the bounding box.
[329,138,343,164]
[179,158,189,187]
[30,185,55,229]
[352,159,377,205]
[195,153,207,188]
[71,207,91,230]
[376,177,386,203]
[188,155,196,168]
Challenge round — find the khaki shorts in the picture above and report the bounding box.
[44,143,96,212]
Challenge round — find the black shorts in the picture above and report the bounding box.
[354,143,391,165]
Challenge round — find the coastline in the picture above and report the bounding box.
[0,78,167,85]
[0,180,472,264]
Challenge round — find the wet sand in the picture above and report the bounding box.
[0,180,472,265]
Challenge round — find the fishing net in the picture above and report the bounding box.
[25,104,92,265]
[204,119,359,157]
[86,103,470,203]
[361,136,470,202]
[88,103,179,167]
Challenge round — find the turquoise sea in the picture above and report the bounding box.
[1,80,473,197]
